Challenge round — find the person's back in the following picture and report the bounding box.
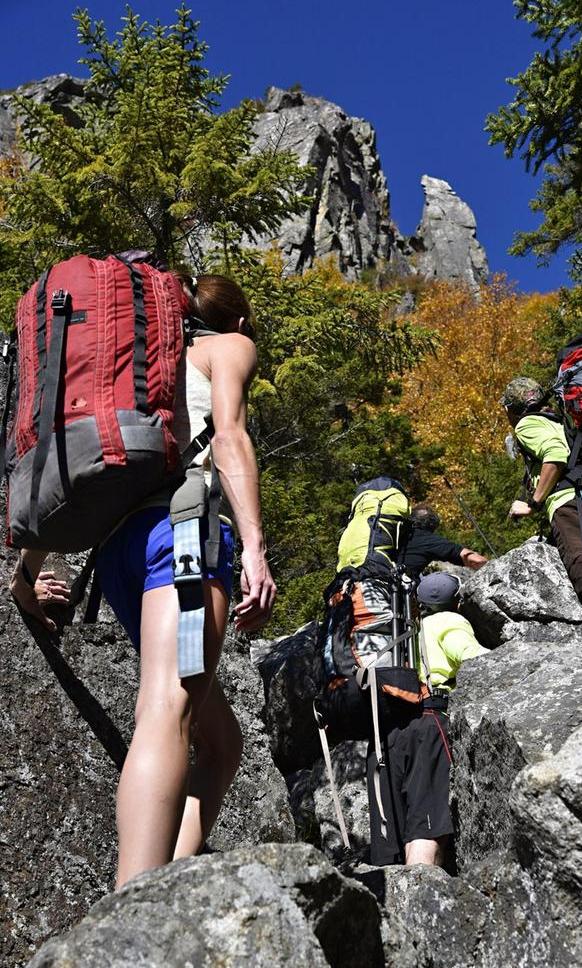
[11,270,276,890]
[403,503,487,578]
[419,609,484,692]
[501,376,582,600]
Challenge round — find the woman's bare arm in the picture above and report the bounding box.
[207,333,276,631]
[10,550,62,630]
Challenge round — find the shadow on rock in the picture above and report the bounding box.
[16,605,128,770]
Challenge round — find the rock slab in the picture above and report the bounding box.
[0,559,292,967]
[461,539,582,648]
[255,621,324,773]
[28,843,385,968]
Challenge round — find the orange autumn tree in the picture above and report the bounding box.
[399,277,558,551]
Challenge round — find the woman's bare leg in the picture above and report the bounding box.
[173,677,243,859]
[116,580,228,888]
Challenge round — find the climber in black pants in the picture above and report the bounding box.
[367,573,486,867]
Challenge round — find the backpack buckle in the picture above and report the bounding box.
[1,338,14,362]
[183,317,196,346]
[51,289,71,314]
[172,553,202,586]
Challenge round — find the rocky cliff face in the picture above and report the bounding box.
[0,77,488,288]
[252,88,488,287]
[7,539,581,967]
[251,87,394,279]
[0,74,90,156]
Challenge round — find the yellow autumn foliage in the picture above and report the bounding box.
[399,277,558,529]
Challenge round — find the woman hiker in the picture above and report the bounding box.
[10,273,276,888]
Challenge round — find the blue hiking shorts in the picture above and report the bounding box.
[95,506,235,650]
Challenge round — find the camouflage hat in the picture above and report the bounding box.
[499,377,544,413]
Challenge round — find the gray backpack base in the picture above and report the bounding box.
[7,410,176,552]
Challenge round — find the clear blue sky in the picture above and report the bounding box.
[0,0,570,293]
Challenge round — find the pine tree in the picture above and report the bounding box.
[229,253,441,631]
[486,0,582,271]
[0,5,308,325]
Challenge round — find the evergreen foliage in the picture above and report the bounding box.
[2,4,572,633]
[229,252,442,631]
[486,0,582,270]
[399,278,558,554]
[0,5,308,327]
[525,282,582,386]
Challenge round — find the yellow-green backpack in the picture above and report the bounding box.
[336,476,410,577]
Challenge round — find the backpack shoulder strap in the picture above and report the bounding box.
[418,621,433,696]
[525,409,563,424]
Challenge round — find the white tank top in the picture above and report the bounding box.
[135,342,214,513]
[171,342,233,524]
[110,342,229,528]
[173,351,212,468]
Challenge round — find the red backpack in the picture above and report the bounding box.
[2,253,186,552]
[556,337,582,432]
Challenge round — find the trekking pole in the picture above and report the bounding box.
[401,574,415,668]
[442,477,499,558]
[391,576,401,666]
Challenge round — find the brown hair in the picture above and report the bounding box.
[175,271,254,340]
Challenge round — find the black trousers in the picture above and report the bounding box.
[367,707,453,866]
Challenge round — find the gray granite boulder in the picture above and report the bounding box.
[354,863,491,968]
[449,633,582,868]
[253,621,323,773]
[287,740,369,861]
[461,539,582,648]
[0,534,292,968]
[27,843,384,968]
[409,175,489,290]
[510,725,582,964]
[0,578,135,968]
[461,849,573,967]
[212,634,295,850]
[355,856,567,967]
[444,541,582,963]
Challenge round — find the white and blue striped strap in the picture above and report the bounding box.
[173,517,205,679]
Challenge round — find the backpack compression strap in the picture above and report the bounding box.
[313,701,351,849]
[418,622,433,696]
[566,429,582,541]
[29,289,71,536]
[0,339,17,479]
